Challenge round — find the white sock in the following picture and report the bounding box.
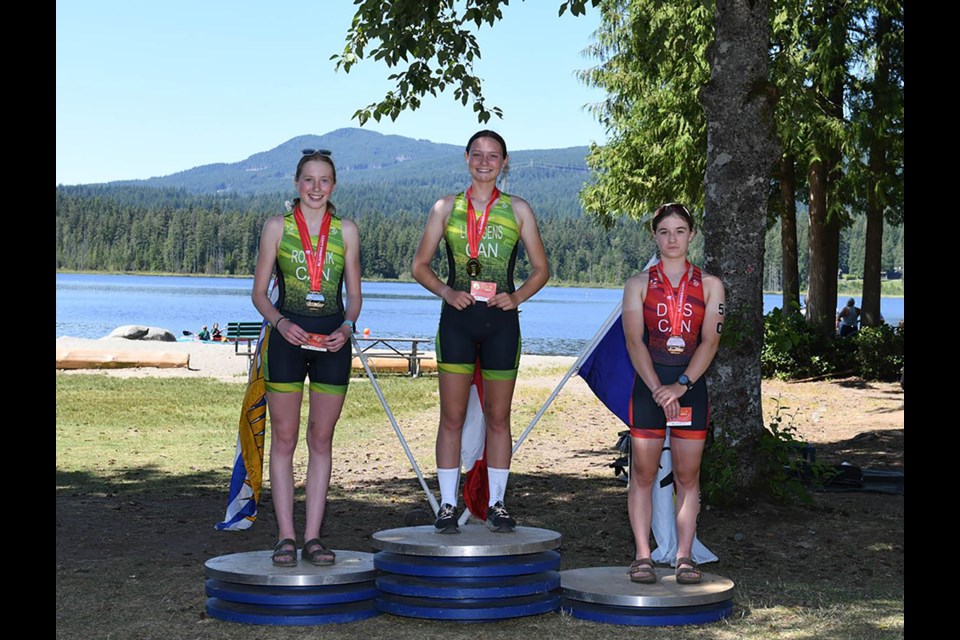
[487,467,509,506]
[437,467,460,507]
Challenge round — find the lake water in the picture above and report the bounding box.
[55,274,904,356]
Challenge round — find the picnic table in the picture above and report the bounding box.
[354,336,434,377]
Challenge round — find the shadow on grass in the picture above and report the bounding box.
[56,462,902,640]
[811,429,904,468]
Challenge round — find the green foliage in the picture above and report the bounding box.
[754,399,833,505]
[704,401,834,507]
[578,0,713,225]
[854,323,904,382]
[700,427,738,508]
[56,184,657,286]
[702,402,835,507]
[762,306,903,381]
[334,0,512,125]
[761,306,856,379]
[762,207,904,292]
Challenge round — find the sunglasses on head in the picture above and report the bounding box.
[302,148,332,156]
[655,202,691,217]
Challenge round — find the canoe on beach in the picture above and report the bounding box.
[56,348,190,370]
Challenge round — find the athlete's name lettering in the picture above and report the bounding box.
[458,224,505,241]
[291,249,336,263]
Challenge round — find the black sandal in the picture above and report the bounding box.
[271,538,297,567]
[302,538,336,566]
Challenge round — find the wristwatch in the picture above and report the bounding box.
[677,374,695,391]
[341,319,356,333]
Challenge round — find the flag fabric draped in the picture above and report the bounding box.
[461,362,489,521]
[214,322,269,531]
[578,313,634,426]
[577,308,717,565]
[650,431,717,565]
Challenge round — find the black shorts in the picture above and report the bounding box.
[435,303,521,380]
[629,362,709,441]
[263,312,351,395]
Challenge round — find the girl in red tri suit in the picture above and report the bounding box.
[621,203,725,585]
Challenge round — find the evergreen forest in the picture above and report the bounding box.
[56,181,902,290]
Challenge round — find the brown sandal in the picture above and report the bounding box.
[675,556,702,584]
[628,557,657,584]
[302,538,336,566]
[271,538,297,567]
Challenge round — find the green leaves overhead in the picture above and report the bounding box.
[333,0,513,124]
[577,0,713,228]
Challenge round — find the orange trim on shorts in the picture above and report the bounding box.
[670,428,707,441]
[629,426,666,440]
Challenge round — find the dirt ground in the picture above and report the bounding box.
[56,352,903,639]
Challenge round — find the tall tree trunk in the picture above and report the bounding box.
[700,0,779,496]
[779,154,801,313]
[805,160,840,334]
[805,1,847,335]
[860,10,894,328]
[861,202,883,326]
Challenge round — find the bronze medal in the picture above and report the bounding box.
[466,258,482,278]
[666,335,686,355]
[292,204,332,313]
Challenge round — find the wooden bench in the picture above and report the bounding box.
[226,321,264,368]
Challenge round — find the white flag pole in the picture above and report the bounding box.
[351,334,441,515]
[457,301,625,527]
[511,300,624,454]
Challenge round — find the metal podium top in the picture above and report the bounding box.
[560,566,735,608]
[371,525,562,557]
[204,550,377,587]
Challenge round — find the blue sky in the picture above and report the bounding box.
[56,1,607,185]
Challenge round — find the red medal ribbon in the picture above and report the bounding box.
[292,203,332,293]
[655,261,691,339]
[465,186,500,259]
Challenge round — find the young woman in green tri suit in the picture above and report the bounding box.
[412,130,549,534]
[251,150,362,567]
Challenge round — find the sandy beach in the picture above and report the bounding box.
[55,335,576,382]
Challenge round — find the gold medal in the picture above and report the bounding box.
[305,291,325,309]
[466,258,482,278]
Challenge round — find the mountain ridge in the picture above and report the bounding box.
[96,127,592,198]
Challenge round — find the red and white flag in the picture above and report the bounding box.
[461,361,489,521]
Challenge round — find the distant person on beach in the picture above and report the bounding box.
[197,325,211,341]
[251,149,362,567]
[211,323,223,341]
[621,203,725,585]
[412,130,549,534]
[837,298,860,338]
